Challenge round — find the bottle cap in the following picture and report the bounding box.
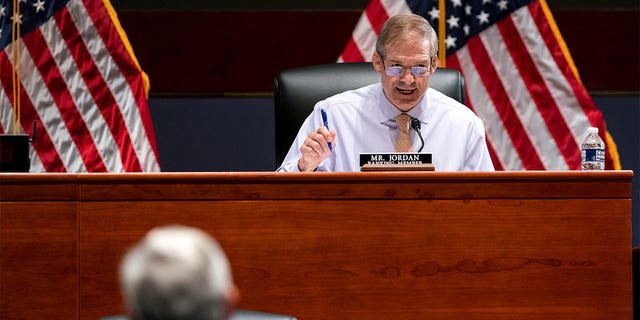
[587,127,599,134]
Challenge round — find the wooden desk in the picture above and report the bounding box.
[0,171,633,319]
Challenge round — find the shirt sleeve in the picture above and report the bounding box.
[277,159,301,172]
[464,117,495,171]
[276,106,322,172]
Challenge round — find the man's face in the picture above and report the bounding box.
[373,37,437,112]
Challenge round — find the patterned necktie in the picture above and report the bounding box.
[394,114,412,152]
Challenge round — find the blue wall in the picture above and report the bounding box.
[150,97,275,172]
[149,95,639,246]
[593,96,639,248]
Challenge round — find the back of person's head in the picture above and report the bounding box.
[375,13,438,58]
[120,225,237,320]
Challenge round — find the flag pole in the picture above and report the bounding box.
[11,0,22,134]
[438,0,446,67]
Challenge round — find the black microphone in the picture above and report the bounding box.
[410,117,424,152]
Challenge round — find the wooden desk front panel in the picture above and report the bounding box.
[79,198,631,320]
[0,172,633,320]
[0,202,77,320]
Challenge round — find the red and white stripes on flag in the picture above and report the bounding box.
[340,0,621,170]
[0,0,160,172]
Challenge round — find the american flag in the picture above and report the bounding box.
[340,0,621,170]
[0,0,160,172]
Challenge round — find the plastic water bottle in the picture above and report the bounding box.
[581,127,605,171]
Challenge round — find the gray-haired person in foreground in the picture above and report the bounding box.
[120,225,239,320]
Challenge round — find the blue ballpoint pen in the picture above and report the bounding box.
[320,109,333,151]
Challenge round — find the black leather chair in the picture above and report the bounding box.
[101,309,297,320]
[273,62,466,166]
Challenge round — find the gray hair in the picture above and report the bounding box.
[120,225,232,320]
[375,14,438,59]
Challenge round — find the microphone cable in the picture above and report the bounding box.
[410,117,424,152]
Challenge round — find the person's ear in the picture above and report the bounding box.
[431,55,439,74]
[225,283,240,308]
[222,283,240,320]
[372,51,384,73]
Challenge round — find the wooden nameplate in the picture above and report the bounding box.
[359,153,434,171]
[361,163,435,171]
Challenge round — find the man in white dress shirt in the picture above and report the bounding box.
[277,14,494,172]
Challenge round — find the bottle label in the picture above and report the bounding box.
[581,149,605,162]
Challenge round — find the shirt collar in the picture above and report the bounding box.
[376,85,431,125]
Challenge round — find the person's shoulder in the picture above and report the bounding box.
[319,83,380,113]
[324,83,379,104]
[427,88,477,117]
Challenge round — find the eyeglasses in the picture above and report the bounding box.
[378,52,431,77]
[385,65,429,77]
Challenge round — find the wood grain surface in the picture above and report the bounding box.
[0,171,633,320]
